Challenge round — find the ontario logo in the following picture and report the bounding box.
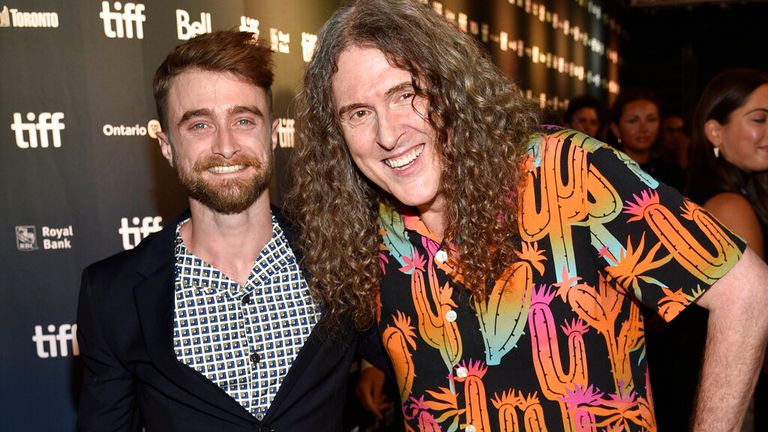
[102,119,161,138]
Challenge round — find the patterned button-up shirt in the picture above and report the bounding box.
[375,130,745,432]
[172,215,320,418]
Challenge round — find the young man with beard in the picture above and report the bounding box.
[290,1,768,431]
[77,31,361,431]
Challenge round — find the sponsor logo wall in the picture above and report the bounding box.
[0,0,620,429]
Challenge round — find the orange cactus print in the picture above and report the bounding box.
[624,191,742,284]
[560,273,644,394]
[382,311,418,401]
[454,359,492,432]
[519,133,589,281]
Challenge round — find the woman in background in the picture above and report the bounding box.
[609,88,685,190]
[651,69,768,431]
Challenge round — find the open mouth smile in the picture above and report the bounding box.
[207,164,246,174]
[384,144,424,170]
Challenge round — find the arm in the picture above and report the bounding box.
[77,269,140,432]
[693,247,768,431]
[355,360,392,419]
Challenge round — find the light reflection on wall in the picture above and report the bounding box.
[429,0,622,113]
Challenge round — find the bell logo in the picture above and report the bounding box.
[99,1,145,39]
[176,9,211,41]
[11,112,65,149]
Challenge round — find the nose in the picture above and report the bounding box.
[375,110,404,151]
[212,127,240,158]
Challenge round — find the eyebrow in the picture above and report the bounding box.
[177,105,264,127]
[745,108,768,115]
[336,81,414,118]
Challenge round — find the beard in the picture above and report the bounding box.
[175,152,272,215]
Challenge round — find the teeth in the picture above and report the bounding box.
[208,165,245,173]
[385,145,423,169]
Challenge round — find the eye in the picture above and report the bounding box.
[190,122,207,130]
[236,118,254,126]
[345,108,372,126]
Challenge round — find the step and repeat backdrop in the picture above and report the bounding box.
[0,0,620,429]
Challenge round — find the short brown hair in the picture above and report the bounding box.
[153,31,274,131]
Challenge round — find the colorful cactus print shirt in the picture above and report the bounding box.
[375,129,745,432]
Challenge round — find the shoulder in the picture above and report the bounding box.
[704,192,762,225]
[704,192,764,256]
[526,127,612,157]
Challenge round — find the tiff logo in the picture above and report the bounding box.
[11,112,65,149]
[239,16,259,37]
[301,32,317,63]
[270,28,289,54]
[176,9,210,41]
[276,118,295,148]
[32,323,79,358]
[119,216,162,250]
[99,1,145,39]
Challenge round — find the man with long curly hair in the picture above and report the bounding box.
[290,0,768,430]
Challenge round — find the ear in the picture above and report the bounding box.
[271,118,280,151]
[157,131,174,167]
[704,119,723,148]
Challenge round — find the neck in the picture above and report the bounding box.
[181,192,273,286]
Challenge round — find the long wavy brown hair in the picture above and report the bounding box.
[287,0,539,330]
[686,69,768,225]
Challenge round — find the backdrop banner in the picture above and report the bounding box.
[0,0,618,429]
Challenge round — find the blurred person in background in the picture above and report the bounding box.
[660,113,691,169]
[685,68,768,432]
[563,94,605,139]
[610,88,685,190]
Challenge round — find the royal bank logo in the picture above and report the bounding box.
[0,5,60,28]
[176,8,210,41]
[32,323,79,358]
[103,119,161,138]
[99,1,145,39]
[11,112,65,149]
[15,225,38,251]
[119,216,162,250]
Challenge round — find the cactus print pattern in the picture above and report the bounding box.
[375,129,745,432]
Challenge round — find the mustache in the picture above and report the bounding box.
[193,154,263,171]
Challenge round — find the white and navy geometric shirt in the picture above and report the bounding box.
[172,216,320,420]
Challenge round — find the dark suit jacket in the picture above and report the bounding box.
[76,209,360,431]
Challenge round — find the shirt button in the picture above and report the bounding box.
[242,294,251,304]
[456,366,467,378]
[255,412,264,421]
[445,309,457,322]
[466,425,476,432]
[250,353,260,364]
[435,250,448,263]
